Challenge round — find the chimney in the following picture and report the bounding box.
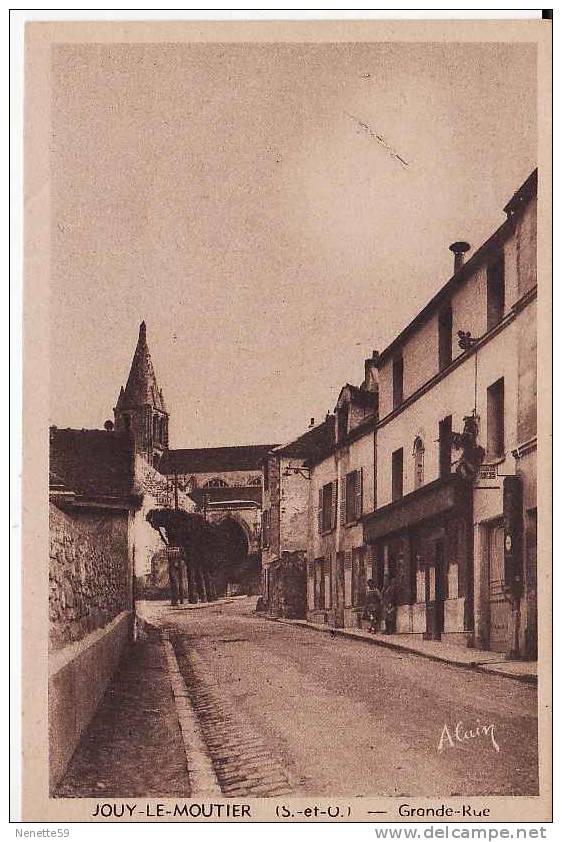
[363,350,380,392]
[449,241,471,273]
[309,417,315,428]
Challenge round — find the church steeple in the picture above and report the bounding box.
[114,321,169,465]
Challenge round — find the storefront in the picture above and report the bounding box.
[363,475,473,642]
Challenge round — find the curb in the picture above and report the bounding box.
[157,627,222,796]
[257,614,537,686]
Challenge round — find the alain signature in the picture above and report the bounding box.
[438,720,499,753]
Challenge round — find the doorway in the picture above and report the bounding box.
[487,521,511,652]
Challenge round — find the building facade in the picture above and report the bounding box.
[261,419,334,618]
[363,169,538,658]
[306,356,378,628]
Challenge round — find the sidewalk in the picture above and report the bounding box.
[262,616,537,685]
[54,636,191,798]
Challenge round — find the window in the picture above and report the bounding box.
[204,477,228,488]
[318,481,337,534]
[392,355,404,409]
[487,378,505,458]
[487,252,505,330]
[341,469,363,525]
[391,448,404,502]
[413,437,425,489]
[439,416,452,478]
[337,404,349,441]
[123,414,131,431]
[438,305,453,370]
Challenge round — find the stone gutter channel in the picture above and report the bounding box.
[139,615,293,797]
[160,630,223,797]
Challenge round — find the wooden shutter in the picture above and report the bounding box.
[355,468,363,520]
[317,487,323,534]
[340,479,347,525]
[331,480,338,531]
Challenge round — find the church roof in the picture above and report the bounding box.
[49,427,135,499]
[116,321,167,412]
[160,444,277,475]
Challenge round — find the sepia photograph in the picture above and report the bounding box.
[19,15,552,824]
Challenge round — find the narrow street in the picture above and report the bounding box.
[154,596,538,798]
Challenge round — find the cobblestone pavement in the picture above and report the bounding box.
[171,633,293,797]
[155,597,539,798]
[55,639,190,799]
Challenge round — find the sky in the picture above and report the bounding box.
[50,41,536,448]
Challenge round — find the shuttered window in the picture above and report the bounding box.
[343,468,363,524]
[318,481,338,533]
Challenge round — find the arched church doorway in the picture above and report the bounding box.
[213,517,258,596]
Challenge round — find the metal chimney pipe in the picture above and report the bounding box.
[449,241,471,273]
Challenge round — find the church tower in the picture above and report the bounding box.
[114,321,169,466]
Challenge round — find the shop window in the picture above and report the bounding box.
[439,415,452,478]
[438,304,453,370]
[487,252,505,330]
[391,448,403,502]
[392,355,404,409]
[487,377,505,458]
[413,436,425,489]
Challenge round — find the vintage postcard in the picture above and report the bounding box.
[19,16,552,825]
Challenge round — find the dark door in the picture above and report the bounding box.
[434,539,445,637]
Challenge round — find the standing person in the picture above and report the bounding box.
[168,549,184,606]
[382,576,398,634]
[363,578,382,633]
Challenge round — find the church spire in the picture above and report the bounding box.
[114,321,169,464]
